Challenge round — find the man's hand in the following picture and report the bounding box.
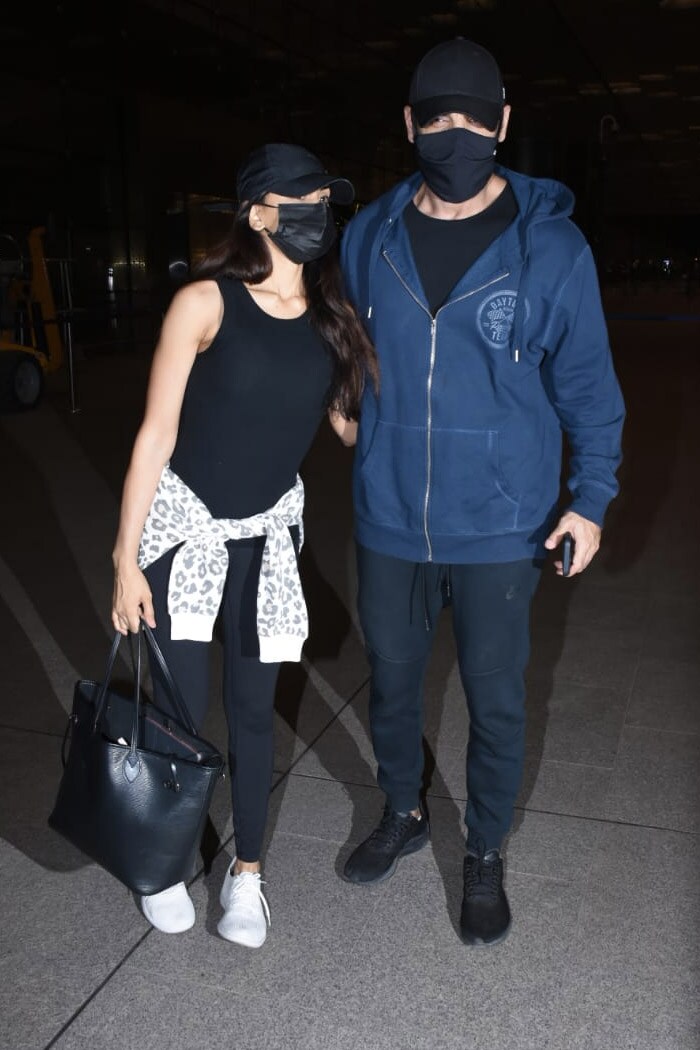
[544,512,601,577]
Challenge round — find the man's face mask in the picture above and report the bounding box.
[414,125,498,204]
[263,200,336,263]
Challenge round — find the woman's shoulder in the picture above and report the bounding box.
[166,278,224,324]
[175,277,224,307]
[159,279,227,348]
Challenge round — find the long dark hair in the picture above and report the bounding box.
[192,202,378,419]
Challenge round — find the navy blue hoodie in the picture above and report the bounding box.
[340,166,625,564]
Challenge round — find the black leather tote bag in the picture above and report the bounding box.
[49,622,225,895]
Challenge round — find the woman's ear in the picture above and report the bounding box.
[248,204,266,231]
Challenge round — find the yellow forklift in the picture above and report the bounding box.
[0,227,65,410]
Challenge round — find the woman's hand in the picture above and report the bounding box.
[112,563,156,635]
[328,408,358,447]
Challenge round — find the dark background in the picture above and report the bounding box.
[2,0,700,352]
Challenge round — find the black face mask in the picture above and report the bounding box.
[414,127,497,204]
[264,201,336,263]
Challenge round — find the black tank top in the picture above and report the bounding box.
[169,276,333,519]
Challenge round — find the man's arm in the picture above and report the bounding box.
[540,244,625,575]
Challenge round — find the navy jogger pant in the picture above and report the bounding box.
[356,543,542,851]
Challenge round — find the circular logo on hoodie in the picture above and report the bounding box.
[477,289,528,348]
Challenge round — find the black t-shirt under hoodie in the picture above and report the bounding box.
[403,182,518,316]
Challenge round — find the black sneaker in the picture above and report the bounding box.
[343,803,429,884]
[459,848,511,947]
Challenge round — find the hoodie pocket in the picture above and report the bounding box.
[429,429,520,535]
[355,420,426,531]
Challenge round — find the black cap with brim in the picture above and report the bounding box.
[412,93,502,131]
[236,143,355,206]
[270,171,355,205]
[408,38,505,132]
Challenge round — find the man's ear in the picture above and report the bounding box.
[498,104,512,144]
[403,105,416,144]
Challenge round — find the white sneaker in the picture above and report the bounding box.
[141,882,195,933]
[217,864,271,948]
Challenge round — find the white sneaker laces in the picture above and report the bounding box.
[231,872,271,927]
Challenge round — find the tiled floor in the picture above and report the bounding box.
[1,317,698,1050]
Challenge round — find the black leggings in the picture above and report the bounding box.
[144,537,281,862]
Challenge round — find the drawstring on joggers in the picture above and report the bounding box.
[410,563,452,632]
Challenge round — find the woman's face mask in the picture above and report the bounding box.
[263,200,337,263]
[414,126,498,203]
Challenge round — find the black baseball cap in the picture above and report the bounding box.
[408,37,505,130]
[236,143,355,206]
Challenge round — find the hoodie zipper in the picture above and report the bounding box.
[381,251,509,561]
[424,316,437,560]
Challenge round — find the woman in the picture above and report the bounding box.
[111,142,376,947]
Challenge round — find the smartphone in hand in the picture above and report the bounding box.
[561,532,574,576]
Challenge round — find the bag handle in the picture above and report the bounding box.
[92,621,198,738]
[92,631,123,724]
[139,620,198,735]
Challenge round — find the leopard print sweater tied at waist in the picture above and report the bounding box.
[138,465,306,663]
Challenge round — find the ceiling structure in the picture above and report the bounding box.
[3,0,700,219]
[139,0,700,216]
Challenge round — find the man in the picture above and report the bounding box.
[339,37,625,947]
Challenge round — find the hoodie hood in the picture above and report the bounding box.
[375,164,574,228]
[501,168,574,360]
[356,165,575,361]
